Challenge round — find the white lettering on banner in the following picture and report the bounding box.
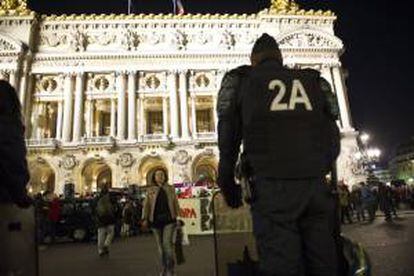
[268,79,313,111]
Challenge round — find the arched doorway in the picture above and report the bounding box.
[81,160,112,193]
[138,157,168,186]
[192,155,218,187]
[29,160,56,195]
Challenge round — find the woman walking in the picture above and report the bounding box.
[142,168,181,276]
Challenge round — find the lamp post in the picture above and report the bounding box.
[354,132,381,181]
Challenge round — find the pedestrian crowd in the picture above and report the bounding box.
[32,188,145,245]
[338,181,414,224]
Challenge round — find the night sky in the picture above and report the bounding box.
[28,0,414,162]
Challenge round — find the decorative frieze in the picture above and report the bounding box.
[59,154,78,170]
[118,153,135,168]
[278,29,343,50]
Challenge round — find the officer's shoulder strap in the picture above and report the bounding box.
[219,65,251,103]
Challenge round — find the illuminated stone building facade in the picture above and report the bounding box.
[0,0,361,194]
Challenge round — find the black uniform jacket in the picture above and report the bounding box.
[241,59,340,178]
[217,59,340,182]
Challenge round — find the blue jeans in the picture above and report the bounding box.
[250,178,338,276]
[152,223,176,274]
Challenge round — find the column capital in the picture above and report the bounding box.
[115,70,128,77]
[331,62,342,68]
[216,69,228,75]
[167,69,179,75]
[63,72,77,78]
[177,69,188,75]
[75,71,85,77]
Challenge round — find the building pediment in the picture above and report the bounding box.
[0,32,24,55]
[277,28,343,51]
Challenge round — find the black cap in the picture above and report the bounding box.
[251,33,280,55]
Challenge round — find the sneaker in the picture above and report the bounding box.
[99,247,109,257]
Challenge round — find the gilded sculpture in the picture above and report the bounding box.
[0,0,32,16]
[269,0,333,16]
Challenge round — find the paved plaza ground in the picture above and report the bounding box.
[39,212,414,276]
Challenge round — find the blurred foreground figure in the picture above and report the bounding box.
[0,80,35,275]
[217,34,341,275]
[0,80,31,207]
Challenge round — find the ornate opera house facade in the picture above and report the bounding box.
[0,0,362,195]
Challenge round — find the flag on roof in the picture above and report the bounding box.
[172,0,185,15]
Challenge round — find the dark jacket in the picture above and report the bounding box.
[93,191,119,227]
[241,59,340,178]
[216,65,251,189]
[0,116,30,203]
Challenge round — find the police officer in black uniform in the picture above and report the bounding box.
[217,34,341,276]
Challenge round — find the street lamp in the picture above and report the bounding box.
[360,133,370,145]
[354,132,382,179]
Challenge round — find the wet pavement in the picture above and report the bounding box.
[39,212,414,276]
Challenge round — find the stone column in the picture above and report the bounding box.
[127,71,137,140]
[179,70,189,139]
[191,93,197,139]
[212,95,218,134]
[320,65,334,88]
[72,72,84,142]
[56,100,63,140]
[24,75,34,139]
[110,98,116,137]
[37,103,46,139]
[215,69,226,135]
[30,102,39,139]
[168,71,179,139]
[116,72,127,140]
[19,73,27,109]
[163,96,169,137]
[139,95,145,140]
[85,100,94,138]
[216,69,226,88]
[9,70,17,89]
[62,74,74,142]
[332,66,353,131]
[95,108,101,136]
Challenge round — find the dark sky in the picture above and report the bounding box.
[28,0,414,161]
